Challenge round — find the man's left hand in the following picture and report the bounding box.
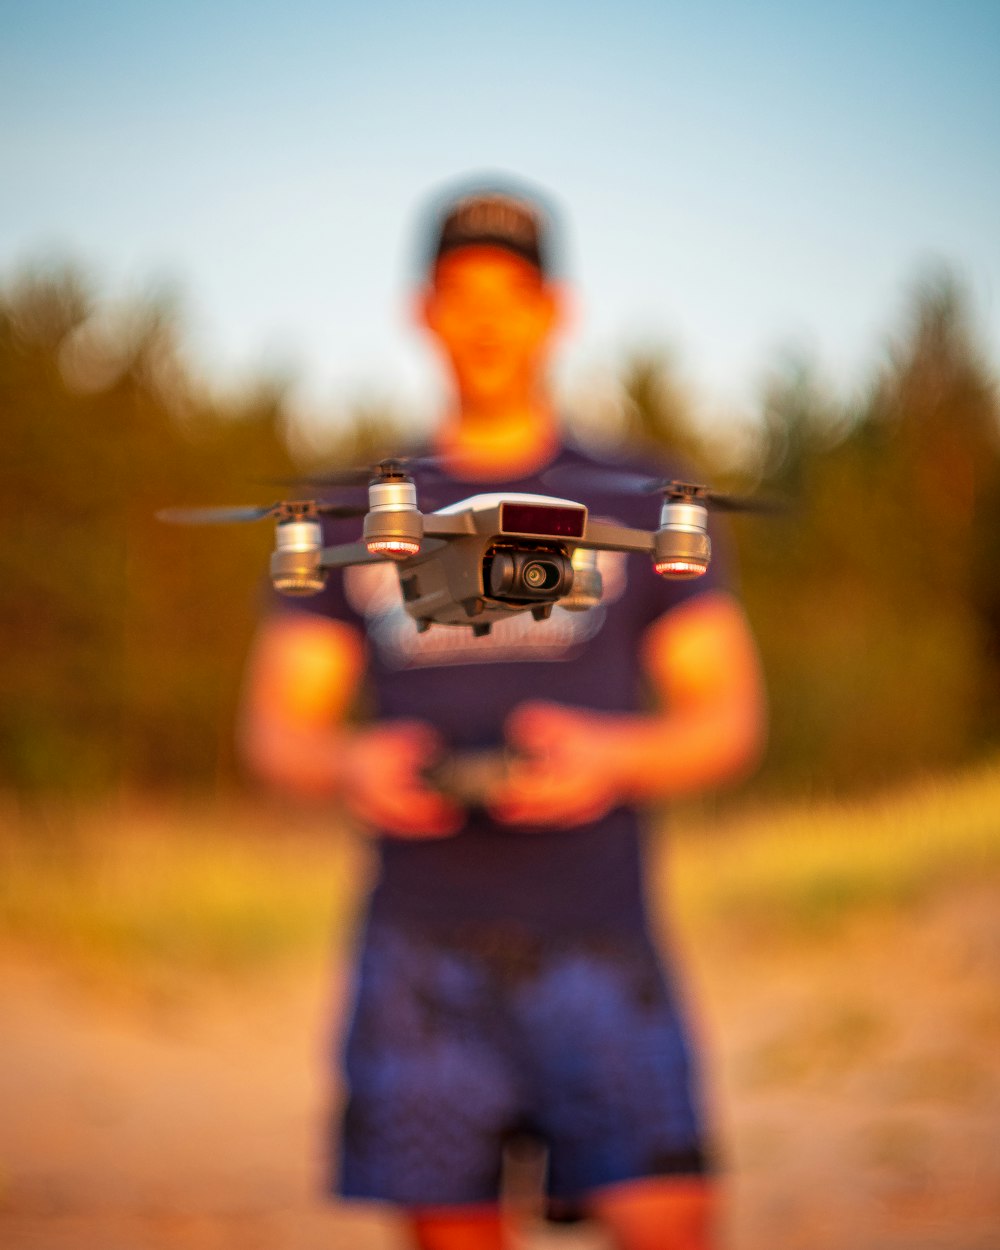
[489,700,625,828]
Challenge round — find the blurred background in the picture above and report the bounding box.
[2,3,999,1248]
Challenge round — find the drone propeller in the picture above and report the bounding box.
[662,483,785,514]
[270,454,446,490]
[156,500,368,526]
[157,504,278,525]
[541,464,784,514]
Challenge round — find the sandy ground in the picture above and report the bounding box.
[2,884,999,1250]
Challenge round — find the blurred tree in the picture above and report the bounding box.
[616,350,706,467]
[296,398,411,475]
[737,271,1000,793]
[0,267,297,795]
[860,271,1000,756]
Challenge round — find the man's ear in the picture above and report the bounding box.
[543,282,575,339]
[411,286,437,334]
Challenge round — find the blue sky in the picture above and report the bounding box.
[2,1,998,437]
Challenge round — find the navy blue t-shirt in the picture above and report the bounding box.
[290,443,726,937]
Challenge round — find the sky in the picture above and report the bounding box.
[2,0,998,439]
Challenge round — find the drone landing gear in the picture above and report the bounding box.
[531,604,553,621]
[471,622,492,638]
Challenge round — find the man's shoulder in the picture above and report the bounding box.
[548,439,695,526]
[553,437,693,474]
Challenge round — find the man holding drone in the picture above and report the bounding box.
[241,180,766,1250]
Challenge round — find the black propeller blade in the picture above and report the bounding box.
[542,464,665,496]
[156,500,368,526]
[541,464,785,514]
[156,504,279,525]
[269,453,447,490]
[315,502,369,518]
[669,486,787,515]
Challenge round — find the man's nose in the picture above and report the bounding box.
[467,309,506,341]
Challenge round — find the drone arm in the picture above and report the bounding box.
[319,537,448,570]
[423,513,477,537]
[319,541,389,571]
[575,519,655,555]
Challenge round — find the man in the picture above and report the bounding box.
[241,180,766,1250]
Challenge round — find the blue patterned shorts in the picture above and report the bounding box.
[335,919,712,1207]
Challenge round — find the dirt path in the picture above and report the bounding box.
[2,886,999,1249]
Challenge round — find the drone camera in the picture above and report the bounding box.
[488,548,575,602]
[270,518,327,596]
[363,477,423,560]
[653,499,711,579]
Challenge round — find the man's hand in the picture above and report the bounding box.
[488,590,768,829]
[239,614,462,839]
[489,701,626,828]
[340,720,464,839]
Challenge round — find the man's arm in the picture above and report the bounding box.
[239,611,462,837]
[490,590,767,827]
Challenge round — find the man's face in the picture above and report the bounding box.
[419,246,563,406]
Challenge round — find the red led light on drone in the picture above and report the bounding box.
[366,538,421,558]
[654,558,709,579]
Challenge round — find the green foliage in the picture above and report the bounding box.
[764,273,999,791]
[616,351,704,462]
[0,267,297,792]
[604,272,1000,795]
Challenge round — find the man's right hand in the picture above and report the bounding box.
[340,720,465,839]
[240,614,463,838]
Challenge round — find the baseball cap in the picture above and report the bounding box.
[419,176,560,277]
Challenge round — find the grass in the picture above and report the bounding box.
[0,797,367,979]
[666,756,1000,936]
[1,756,999,979]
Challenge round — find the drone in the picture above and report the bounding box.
[158,458,774,637]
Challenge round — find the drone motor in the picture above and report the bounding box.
[363,470,423,559]
[653,495,711,578]
[561,546,604,611]
[270,517,327,596]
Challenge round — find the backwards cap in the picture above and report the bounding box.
[420,176,560,277]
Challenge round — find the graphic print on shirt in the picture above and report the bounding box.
[344,542,627,669]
